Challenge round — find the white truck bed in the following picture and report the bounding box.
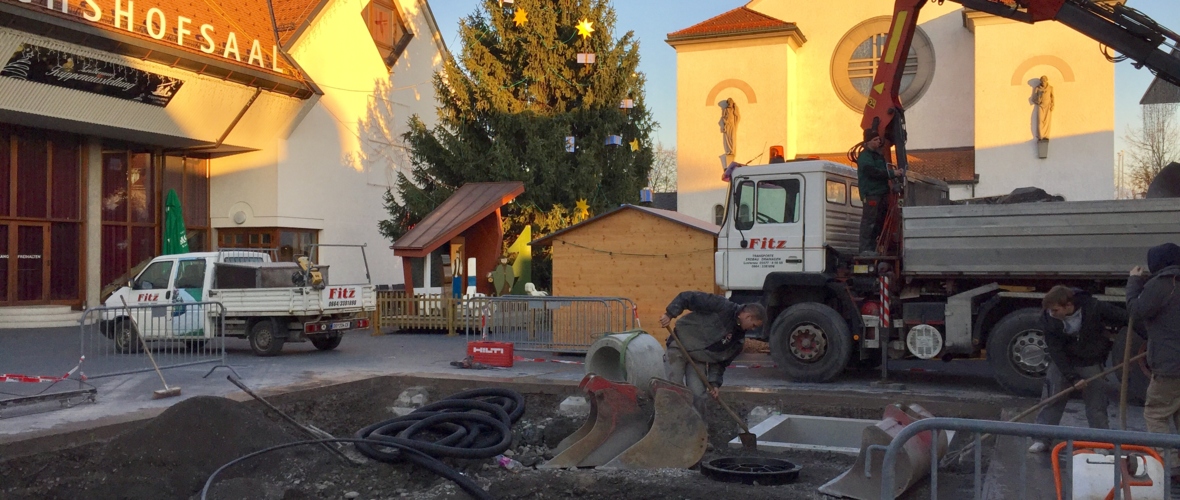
[210,285,376,317]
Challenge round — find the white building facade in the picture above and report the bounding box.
[668,0,1116,225]
[0,0,444,323]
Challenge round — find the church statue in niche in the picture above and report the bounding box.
[718,98,740,169]
[1033,75,1054,158]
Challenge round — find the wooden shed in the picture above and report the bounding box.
[531,204,720,344]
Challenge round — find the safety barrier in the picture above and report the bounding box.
[879,417,1180,500]
[79,302,230,379]
[471,297,638,353]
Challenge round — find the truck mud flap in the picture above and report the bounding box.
[818,403,949,500]
[599,378,708,470]
[542,375,707,470]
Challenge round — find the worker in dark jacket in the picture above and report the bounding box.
[1029,285,1128,452]
[856,129,901,256]
[659,291,766,412]
[1127,243,1180,471]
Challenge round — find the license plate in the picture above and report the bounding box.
[331,321,351,330]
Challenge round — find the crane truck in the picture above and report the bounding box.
[725,0,1180,396]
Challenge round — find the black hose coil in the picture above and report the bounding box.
[354,388,525,463]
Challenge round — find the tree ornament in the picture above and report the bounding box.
[513,9,527,27]
[576,53,596,64]
[604,135,622,146]
[629,138,640,152]
[576,19,595,39]
[574,199,591,222]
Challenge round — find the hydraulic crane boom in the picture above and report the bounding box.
[863,0,1180,257]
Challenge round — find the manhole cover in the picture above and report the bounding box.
[700,456,802,485]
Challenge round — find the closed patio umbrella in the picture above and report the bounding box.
[163,189,189,255]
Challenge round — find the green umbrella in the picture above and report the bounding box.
[163,189,189,255]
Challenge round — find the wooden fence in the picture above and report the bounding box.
[372,291,486,336]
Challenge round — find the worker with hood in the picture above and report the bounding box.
[1028,284,1128,452]
[659,291,766,414]
[1128,242,1180,475]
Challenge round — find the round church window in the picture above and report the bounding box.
[831,16,935,112]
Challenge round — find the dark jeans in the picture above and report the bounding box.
[859,196,887,254]
[1034,363,1110,431]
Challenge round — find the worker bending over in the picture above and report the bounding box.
[1029,285,1128,452]
[659,291,766,414]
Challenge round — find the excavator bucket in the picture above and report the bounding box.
[599,378,708,470]
[540,374,648,469]
[818,403,949,500]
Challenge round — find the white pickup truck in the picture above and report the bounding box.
[101,248,376,356]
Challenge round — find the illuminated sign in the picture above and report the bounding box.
[13,0,286,74]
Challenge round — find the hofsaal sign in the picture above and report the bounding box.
[0,43,183,106]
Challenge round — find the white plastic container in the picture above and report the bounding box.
[1071,452,1165,500]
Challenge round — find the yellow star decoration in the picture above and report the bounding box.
[629,138,639,152]
[573,199,591,222]
[513,9,527,27]
[576,19,595,39]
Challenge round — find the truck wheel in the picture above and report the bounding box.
[311,335,342,351]
[249,319,285,357]
[769,303,852,383]
[987,308,1048,397]
[112,318,141,354]
[1109,327,1149,406]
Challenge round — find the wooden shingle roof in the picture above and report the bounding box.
[392,182,525,258]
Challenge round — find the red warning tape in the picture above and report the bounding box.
[1,356,86,383]
[510,355,774,369]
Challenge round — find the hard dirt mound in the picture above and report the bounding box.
[10,396,302,500]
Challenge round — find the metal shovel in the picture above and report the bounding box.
[665,325,757,449]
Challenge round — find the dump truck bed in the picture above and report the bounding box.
[902,198,1180,277]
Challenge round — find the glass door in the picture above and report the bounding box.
[6,222,49,303]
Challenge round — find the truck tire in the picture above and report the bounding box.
[1109,327,1149,406]
[112,318,141,354]
[311,335,343,351]
[249,318,285,357]
[769,303,852,383]
[987,308,1048,397]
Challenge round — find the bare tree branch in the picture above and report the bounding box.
[648,142,677,193]
[1124,103,1180,197]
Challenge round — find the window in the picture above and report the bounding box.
[362,0,413,66]
[756,179,801,224]
[174,259,206,290]
[713,204,724,226]
[163,155,211,252]
[831,17,934,112]
[826,180,848,205]
[734,180,755,230]
[850,185,863,207]
[218,228,318,263]
[134,260,173,290]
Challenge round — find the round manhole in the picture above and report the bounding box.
[700,457,802,485]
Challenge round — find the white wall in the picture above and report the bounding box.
[211,0,446,287]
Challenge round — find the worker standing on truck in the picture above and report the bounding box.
[659,291,766,414]
[1028,285,1128,452]
[855,129,901,256]
[1127,243,1180,475]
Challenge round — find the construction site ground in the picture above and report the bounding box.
[0,327,1162,499]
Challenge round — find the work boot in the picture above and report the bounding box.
[1028,441,1048,453]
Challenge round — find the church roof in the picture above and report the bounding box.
[666,7,804,44]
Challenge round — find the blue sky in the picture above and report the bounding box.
[428,0,1179,158]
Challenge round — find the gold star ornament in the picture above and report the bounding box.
[576,19,595,39]
[574,199,591,222]
[513,9,527,27]
[629,138,639,151]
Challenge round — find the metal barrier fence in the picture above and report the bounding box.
[880,417,1180,500]
[79,302,231,379]
[469,297,638,353]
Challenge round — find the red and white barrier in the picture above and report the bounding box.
[1,356,85,382]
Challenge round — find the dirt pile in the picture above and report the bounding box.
[2,396,301,500]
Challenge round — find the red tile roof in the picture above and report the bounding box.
[392,182,525,257]
[1,0,327,79]
[667,6,801,42]
[802,147,977,183]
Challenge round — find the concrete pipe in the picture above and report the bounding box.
[584,330,665,396]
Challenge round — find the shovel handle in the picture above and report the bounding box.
[665,325,751,433]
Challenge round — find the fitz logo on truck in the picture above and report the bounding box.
[748,238,788,249]
[137,293,159,301]
[325,287,359,308]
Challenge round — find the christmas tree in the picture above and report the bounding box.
[379,0,655,287]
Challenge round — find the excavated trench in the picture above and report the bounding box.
[0,375,1010,500]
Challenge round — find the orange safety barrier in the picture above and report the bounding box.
[1052,441,1163,500]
